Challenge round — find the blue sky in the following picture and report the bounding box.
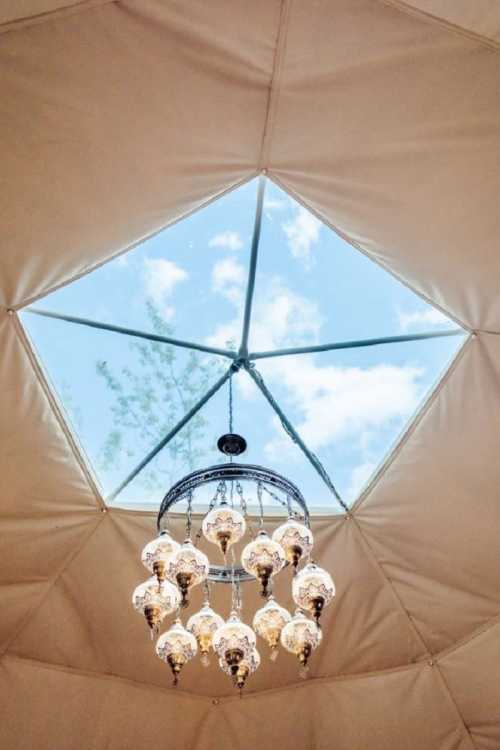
[21,177,465,512]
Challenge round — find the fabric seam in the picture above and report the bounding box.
[0,0,115,35]
[0,513,104,657]
[5,608,500,703]
[375,0,500,54]
[2,652,424,703]
[258,0,291,170]
[436,611,500,662]
[433,664,478,750]
[349,516,431,656]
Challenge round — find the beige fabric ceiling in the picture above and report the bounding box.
[1,1,500,748]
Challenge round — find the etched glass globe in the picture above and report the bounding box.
[166,539,210,607]
[219,648,261,690]
[213,611,256,676]
[141,531,180,585]
[187,603,224,666]
[272,519,313,571]
[132,576,181,636]
[241,530,286,597]
[292,562,335,625]
[280,609,322,678]
[156,618,198,685]
[253,596,291,660]
[202,503,246,555]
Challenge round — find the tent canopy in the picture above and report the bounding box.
[1,2,500,749]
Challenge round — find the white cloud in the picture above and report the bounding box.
[282,206,321,267]
[211,257,246,307]
[209,230,243,251]
[398,307,452,332]
[265,197,287,212]
[345,461,377,502]
[251,281,321,352]
[143,258,188,320]
[264,356,423,457]
[207,274,322,360]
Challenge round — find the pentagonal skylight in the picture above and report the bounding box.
[20,177,465,512]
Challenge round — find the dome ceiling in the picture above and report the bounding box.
[1,2,500,749]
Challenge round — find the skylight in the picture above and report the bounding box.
[20,177,465,512]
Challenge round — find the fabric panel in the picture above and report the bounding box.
[0,0,278,307]
[0,657,470,750]
[269,0,500,330]
[400,1,500,44]
[0,514,100,650]
[0,315,100,512]
[217,663,471,750]
[0,0,84,26]
[440,620,500,750]
[0,655,215,750]
[357,334,500,652]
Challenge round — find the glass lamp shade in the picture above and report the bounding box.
[156,619,197,685]
[132,577,181,636]
[213,611,256,676]
[166,539,210,607]
[219,648,261,690]
[241,530,286,597]
[252,596,291,660]
[187,603,224,666]
[280,609,322,677]
[202,504,246,555]
[292,562,335,625]
[272,519,313,571]
[141,531,180,585]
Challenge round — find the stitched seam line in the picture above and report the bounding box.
[258,0,292,170]
[433,664,478,750]
[437,611,500,662]
[1,513,104,656]
[349,516,431,656]
[2,654,214,704]
[2,652,425,703]
[376,0,500,54]
[0,0,115,35]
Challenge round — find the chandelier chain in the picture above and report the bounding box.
[257,481,264,528]
[229,376,234,434]
[186,490,193,539]
[261,484,293,515]
[193,484,220,546]
[236,481,257,539]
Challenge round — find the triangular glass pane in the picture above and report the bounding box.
[115,368,345,513]
[252,333,466,506]
[30,178,260,349]
[21,309,228,498]
[249,180,458,353]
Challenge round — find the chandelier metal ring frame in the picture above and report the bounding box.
[157,461,310,584]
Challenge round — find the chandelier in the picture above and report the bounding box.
[132,431,335,693]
